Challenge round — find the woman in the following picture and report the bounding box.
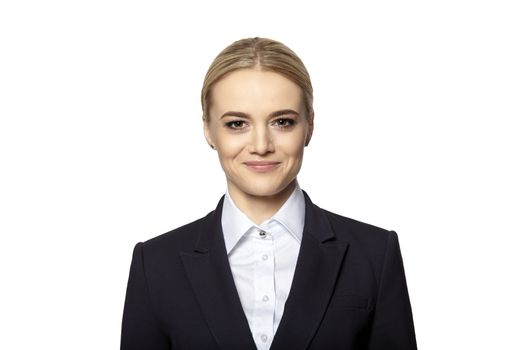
[121,37,417,350]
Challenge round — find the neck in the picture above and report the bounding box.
[227,180,297,225]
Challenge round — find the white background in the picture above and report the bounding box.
[1,0,524,349]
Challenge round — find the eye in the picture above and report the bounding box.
[273,118,295,128]
[225,120,247,130]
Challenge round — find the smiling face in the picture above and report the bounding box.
[204,68,313,202]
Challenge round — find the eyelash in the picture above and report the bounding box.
[225,118,296,130]
[273,118,295,128]
[225,120,247,129]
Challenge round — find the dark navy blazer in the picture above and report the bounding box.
[121,191,417,349]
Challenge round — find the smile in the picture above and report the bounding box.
[243,161,281,173]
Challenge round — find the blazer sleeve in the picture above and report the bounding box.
[368,231,418,350]
[121,242,170,350]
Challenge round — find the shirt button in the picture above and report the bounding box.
[261,334,268,343]
[259,230,267,238]
[262,254,268,261]
[262,295,269,302]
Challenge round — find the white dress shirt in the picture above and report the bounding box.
[221,183,305,350]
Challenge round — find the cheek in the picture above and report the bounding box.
[277,133,306,160]
[216,136,246,160]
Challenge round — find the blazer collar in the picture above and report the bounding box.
[191,195,225,253]
[301,190,338,242]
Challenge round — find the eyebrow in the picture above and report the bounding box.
[220,109,300,119]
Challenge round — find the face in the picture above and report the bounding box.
[204,69,313,200]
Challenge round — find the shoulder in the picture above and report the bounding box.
[303,190,395,248]
[137,209,214,256]
[319,205,398,257]
[323,207,394,238]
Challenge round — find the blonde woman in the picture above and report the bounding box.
[121,37,417,350]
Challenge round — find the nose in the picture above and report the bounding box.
[249,125,275,155]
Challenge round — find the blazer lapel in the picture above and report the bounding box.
[271,191,349,350]
[180,197,257,350]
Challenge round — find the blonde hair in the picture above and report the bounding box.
[201,37,313,121]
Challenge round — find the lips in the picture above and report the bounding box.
[243,161,281,172]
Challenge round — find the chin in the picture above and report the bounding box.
[238,179,296,198]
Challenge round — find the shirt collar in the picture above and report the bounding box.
[221,183,305,254]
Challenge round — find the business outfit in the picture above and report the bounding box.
[121,190,417,349]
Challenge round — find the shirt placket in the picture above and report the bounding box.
[252,228,275,350]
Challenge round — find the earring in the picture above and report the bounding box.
[210,144,216,150]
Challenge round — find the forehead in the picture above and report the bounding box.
[209,69,304,116]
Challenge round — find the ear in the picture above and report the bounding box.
[305,112,314,147]
[203,120,215,150]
